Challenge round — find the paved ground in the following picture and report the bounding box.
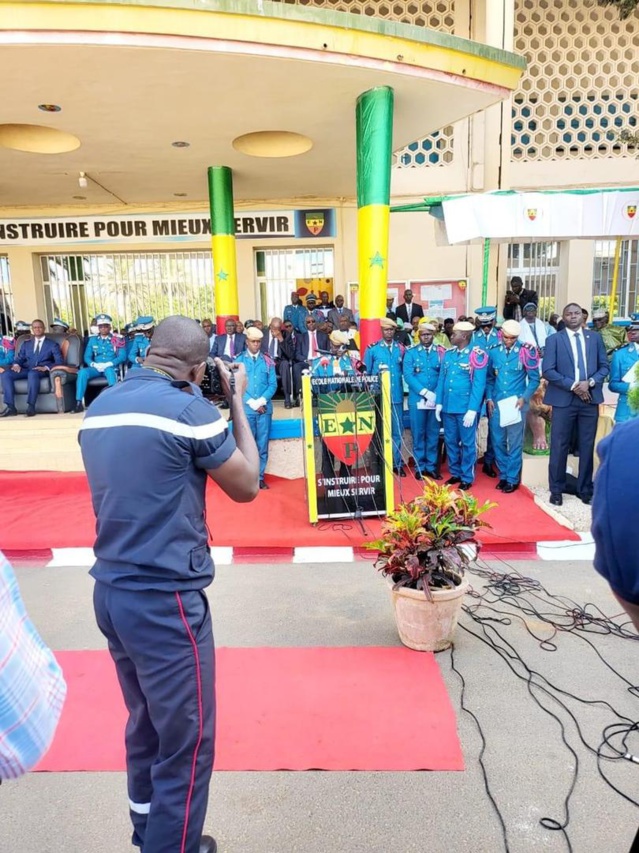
[3,558,638,853]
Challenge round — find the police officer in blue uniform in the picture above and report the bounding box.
[128,316,155,369]
[472,306,500,477]
[283,291,309,334]
[403,322,444,480]
[364,317,406,475]
[609,314,639,424]
[311,331,357,477]
[74,313,127,412]
[0,333,13,368]
[310,330,356,390]
[80,316,260,853]
[472,306,501,350]
[435,320,488,489]
[234,326,277,490]
[305,293,326,324]
[485,319,540,493]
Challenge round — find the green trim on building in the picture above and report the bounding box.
[207,166,235,236]
[36,0,527,71]
[356,87,394,208]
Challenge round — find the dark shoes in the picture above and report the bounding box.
[459,482,472,491]
[414,470,423,480]
[482,463,497,478]
[1,406,17,417]
[284,401,292,409]
[259,480,269,490]
[423,471,443,480]
[199,836,217,853]
[393,467,407,478]
[73,402,84,414]
[496,479,507,491]
[26,406,36,417]
[503,483,518,494]
[445,476,461,485]
[293,398,301,407]
[579,494,592,505]
[549,493,563,506]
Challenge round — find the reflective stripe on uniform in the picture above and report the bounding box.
[128,799,151,815]
[79,413,228,440]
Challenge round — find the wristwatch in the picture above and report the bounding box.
[588,378,595,388]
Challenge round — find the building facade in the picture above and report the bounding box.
[0,0,637,333]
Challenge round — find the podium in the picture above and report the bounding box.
[301,370,394,522]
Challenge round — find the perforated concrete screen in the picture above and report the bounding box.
[512,0,639,161]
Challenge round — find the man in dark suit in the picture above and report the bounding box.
[396,290,424,326]
[292,315,329,405]
[503,276,538,321]
[261,316,293,406]
[280,320,298,406]
[542,302,609,506]
[327,295,355,329]
[211,319,246,362]
[1,318,63,417]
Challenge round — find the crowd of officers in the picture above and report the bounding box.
[1,285,637,495]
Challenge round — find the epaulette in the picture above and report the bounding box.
[521,342,537,351]
[487,342,501,350]
[610,343,628,354]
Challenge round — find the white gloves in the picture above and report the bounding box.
[424,390,436,405]
[463,410,477,428]
[255,397,267,408]
[435,404,442,422]
[247,397,267,411]
[91,362,113,373]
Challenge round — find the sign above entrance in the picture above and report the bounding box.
[0,209,336,246]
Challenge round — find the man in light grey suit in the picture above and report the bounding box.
[327,295,355,329]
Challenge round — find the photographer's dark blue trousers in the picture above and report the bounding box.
[93,583,215,853]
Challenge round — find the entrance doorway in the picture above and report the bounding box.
[255,247,334,323]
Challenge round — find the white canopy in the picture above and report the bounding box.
[441,188,639,244]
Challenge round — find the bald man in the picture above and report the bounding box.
[80,316,260,853]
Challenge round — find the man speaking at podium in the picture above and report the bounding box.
[79,316,259,853]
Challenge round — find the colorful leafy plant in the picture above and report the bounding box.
[366,480,495,600]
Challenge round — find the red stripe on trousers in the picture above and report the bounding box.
[175,592,204,853]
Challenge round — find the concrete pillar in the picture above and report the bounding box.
[473,0,516,311]
[6,247,43,321]
[559,239,595,313]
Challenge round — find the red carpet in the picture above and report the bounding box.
[0,470,577,551]
[36,648,463,772]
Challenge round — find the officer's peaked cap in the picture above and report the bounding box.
[475,306,496,323]
[95,313,113,325]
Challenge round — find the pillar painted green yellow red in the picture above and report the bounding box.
[356,86,394,355]
[208,166,239,334]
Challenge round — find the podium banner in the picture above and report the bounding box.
[302,372,394,522]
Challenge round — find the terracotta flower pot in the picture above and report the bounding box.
[388,578,469,652]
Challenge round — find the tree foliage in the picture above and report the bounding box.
[597,0,639,19]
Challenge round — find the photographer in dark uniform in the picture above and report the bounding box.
[80,316,259,853]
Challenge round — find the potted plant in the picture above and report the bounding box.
[366,480,495,652]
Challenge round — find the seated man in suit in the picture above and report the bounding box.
[396,290,424,326]
[212,319,246,362]
[261,316,291,405]
[292,314,330,404]
[1,318,63,417]
[327,295,355,329]
[542,302,609,507]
